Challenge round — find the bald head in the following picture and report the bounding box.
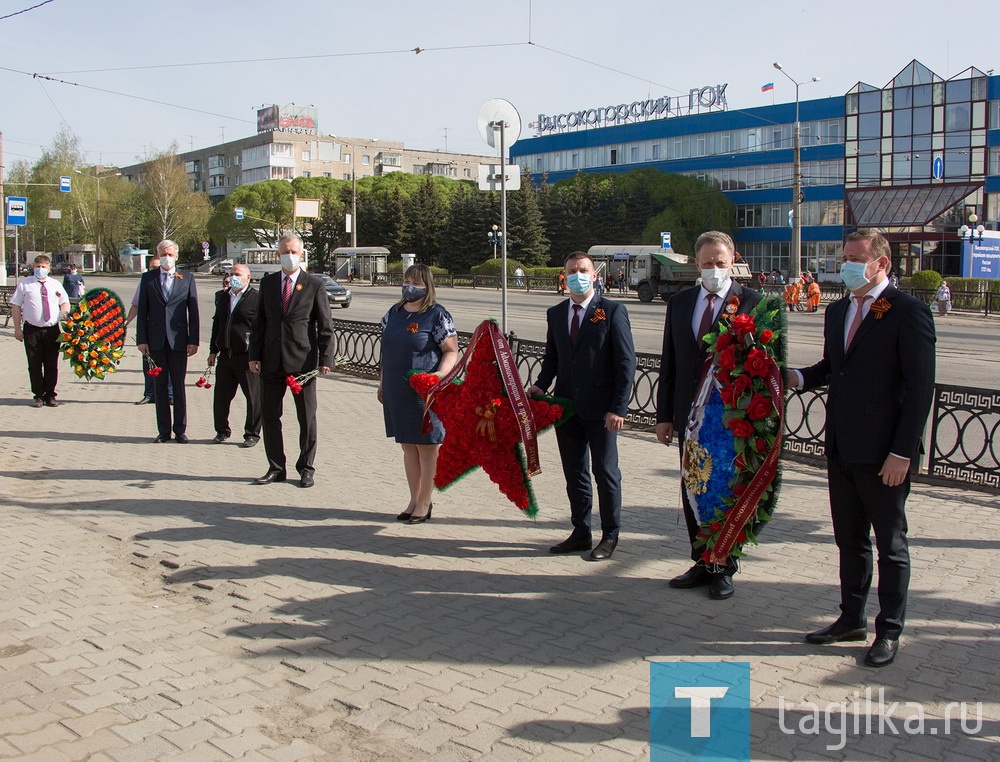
[231,263,250,279]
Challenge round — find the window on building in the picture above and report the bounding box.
[610,149,618,165]
[571,152,579,168]
[323,172,332,178]
[302,150,311,161]
[630,146,638,162]
[362,155,370,165]
[301,170,311,178]
[651,144,660,160]
[343,153,351,163]
[343,173,352,180]
[464,168,471,178]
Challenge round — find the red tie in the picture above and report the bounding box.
[570,304,582,346]
[846,295,872,350]
[281,275,292,313]
[40,281,51,323]
[696,293,717,347]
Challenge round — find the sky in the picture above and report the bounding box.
[0,0,995,170]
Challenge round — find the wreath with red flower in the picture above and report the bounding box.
[409,320,573,517]
[683,296,787,568]
[59,288,126,381]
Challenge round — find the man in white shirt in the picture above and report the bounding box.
[11,254,70,407]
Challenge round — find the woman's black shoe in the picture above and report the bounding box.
[405,504,433,525]
[396,510,414,521]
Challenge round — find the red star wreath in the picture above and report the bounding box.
[409,320,573,517]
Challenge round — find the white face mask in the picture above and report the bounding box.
[280,253,300,271]
[228,275,244,292]
[160,256,176,271]
[700,267,729,293]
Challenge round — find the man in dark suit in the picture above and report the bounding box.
[526,251,637,561]
[656,230,763,600]
[789,230,935,667]
[208,264,261,448]
[136,240,199,443]
[248,234,334,488]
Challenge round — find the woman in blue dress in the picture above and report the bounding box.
[378,265,458,524]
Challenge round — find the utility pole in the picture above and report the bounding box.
[0,131,6,287]
[351,170,357,247]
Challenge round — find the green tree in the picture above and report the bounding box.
[398,176,446,264]
[139,145,211,252]
[207,180,293,247]
[440,184,496,272]
[505,169,549,266]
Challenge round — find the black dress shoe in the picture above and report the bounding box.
[549,534,593,554]
[588,537,618,561]
[240,436,260,448]
[668,564,712,589]
[397,502,433,521]
[212,433,230,444]
[709,574,735,600]
[254,469,286,485]
[32,398,44,408]
[300,471,315,488]
[405,505,433,524]
[152,434,171,443]
[44,398,59,407]
[805,620,868,645]
[135,396,153,405]
[174,433,189,443]
[864,638,899,667]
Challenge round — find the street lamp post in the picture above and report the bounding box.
[773,63,820,282]
[958,212,985,244]
[75,167,120,270]
[487,224,503,259]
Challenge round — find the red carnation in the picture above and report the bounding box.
[747,393,772,421]
[760,329,773,344]
[728,418,754,439]
[744,348,770,378]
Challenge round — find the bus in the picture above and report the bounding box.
[235,247,309,282]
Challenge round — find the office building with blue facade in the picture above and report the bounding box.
[511,61,1000,281]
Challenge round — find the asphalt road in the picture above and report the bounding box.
[87,274,1000,390]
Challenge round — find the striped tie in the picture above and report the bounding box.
[281,275,292,313]
[40,281,51,322]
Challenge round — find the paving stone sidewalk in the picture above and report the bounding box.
[0,334,997,761]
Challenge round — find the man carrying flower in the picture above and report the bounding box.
[655,231,762,600]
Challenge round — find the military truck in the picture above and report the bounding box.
[586,245,752,303]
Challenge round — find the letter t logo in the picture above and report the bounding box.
[675,686,729,737]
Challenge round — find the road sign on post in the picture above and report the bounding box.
[234,207,244,220]
[661,231,672,249]
[59,176,71,192]
[932,156,944,180]
[6,197,27,226]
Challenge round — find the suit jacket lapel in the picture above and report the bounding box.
[829,297,850,363]
[574,296,600,349]
[844,286,895,359]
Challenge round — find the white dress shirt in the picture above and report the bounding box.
[691,280,731,340]
[10,275,69,327]
[567,292,596,332]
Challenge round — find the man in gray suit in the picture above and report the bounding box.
[136,240,200,443]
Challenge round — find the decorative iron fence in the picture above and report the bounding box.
[331,318,999,493]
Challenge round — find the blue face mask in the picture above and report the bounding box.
[566,272,592,296]
[34,267,49,279]
[840,261,871,291]
[228,275,244,292]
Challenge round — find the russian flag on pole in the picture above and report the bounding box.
[761,82,775,93]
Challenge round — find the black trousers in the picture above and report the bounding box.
[23,323,60,400]
[213,352,261,439]
[827,453,911,640]
[260,369,318,475]
[150,346,188,437]
[554,415,622,540]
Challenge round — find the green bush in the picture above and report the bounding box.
[528,266,563,279]
[471,258,525,275]
[909,270,942,290]
[388,261,448,275]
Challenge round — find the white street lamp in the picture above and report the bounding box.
[75,168,121,270]
[487,224,503,259]
[773,62,820,282]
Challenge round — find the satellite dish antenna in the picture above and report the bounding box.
[477,99,521,151]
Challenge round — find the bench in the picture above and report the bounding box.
[0,285,14,328]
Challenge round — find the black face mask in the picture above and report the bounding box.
[402,284,427,302]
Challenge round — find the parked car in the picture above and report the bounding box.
[5,262,30,277]
[58,262,75,274]
[211,259,234,275]
[316,274,352,308]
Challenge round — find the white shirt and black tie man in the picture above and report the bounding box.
[11,254,70,407]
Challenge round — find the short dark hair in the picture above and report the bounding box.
[845,229,890,261]
[564,251,594,268]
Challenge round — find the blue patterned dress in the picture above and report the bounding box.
[379,303,457,444]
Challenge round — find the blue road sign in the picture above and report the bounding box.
[661,231,672,249]
[235,207,245,220]
[6,196,27,226]
[932,156,944,180]
[59,176,71,192]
